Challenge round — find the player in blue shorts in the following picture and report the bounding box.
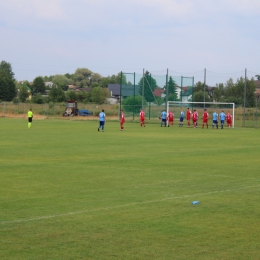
[179,110,184,127]
[219,110,226,129]
[212,111,219,129]
[160,109,167,127]
[98,109,106,132]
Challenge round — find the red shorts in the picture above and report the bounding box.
[121,119,125,124]
[203,119,208,123]
[168,118,173,122]
[140,117,145,122]
[227,119,232,125]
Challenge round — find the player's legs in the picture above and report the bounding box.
[28,117,32,128]
[163,119,166,127]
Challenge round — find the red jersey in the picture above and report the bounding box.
[226,113,232,120]
[203,112,209,120]
[168,112,174,121]
[140,111,145,120]
[186,110,191,120]
[203,112,208,123]
[121,112,125,123]
[192,112,198,121]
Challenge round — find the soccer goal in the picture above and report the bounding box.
[167,101,235,128]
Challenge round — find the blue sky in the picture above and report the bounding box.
[0,0,259,86]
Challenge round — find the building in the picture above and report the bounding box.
[153,88,165,98]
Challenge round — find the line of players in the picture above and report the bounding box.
[157,108,232,129]
[98,108,232,132]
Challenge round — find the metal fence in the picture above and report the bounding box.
[1,102,259,128]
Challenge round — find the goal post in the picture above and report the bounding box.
[167,101,235,128]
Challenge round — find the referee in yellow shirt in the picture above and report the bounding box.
[28,108,33,128]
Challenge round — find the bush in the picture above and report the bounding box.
[32,93,44,104]
[13,97,20,104]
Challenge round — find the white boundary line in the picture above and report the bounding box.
[1,184,260,225]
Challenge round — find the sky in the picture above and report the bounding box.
[0,0,259,86]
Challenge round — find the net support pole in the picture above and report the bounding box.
[232,103,235,129]
[243,68,247,127]
[133,72,135,120]
[181,76,183,103]
[204,68,206,108]
[120,71,122,120]
[165,68,169,110]
[192,76,194,109]
[142,69,144,110]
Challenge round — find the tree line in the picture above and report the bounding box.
[0,60,259,107]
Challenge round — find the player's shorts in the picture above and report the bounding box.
[140,118,145,122]
[220,120,225,124]
[28,117,32,122]
[121,119,125,124]
[203,119,208,123]
[213,120,218,124]
[193,119,197,123]
[162,118,166,122]
[179,117,184,122]
[99,121,105,126]
[227,119,232,125]
[169,118,173,122]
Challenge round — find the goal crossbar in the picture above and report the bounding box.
[167,101,235,128]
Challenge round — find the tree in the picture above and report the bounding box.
[164,76,177,100]
[0,71,16,101]
[52,74,69,91]
[100,72,127,88]
[91,87,109,104]
[32,76,46,94]
[18,85,29,102]
[74,68,92,87]
[138,74,157,102]
[66,90,77,101]
[223,77,256,106]
[213,83,225,102]
[0,61,16,101]
[48,86,65,102]
[155,96,164,105]
[0,61,15,80]
[193,91,211,103]
[193,81,209,93]
[122,96,145,112]
[77,91,91,103]
[255,75,260,80]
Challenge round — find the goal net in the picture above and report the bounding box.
[167,101,235,128]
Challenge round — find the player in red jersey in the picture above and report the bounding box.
[167,111,174,127]
[202,109,209,129]
[140,109,145,127]
[226,111,232,128]
[120,110,125,131]
[186,108,192,127]
[192,109,198,128]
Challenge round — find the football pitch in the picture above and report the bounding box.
[1,118,260,260]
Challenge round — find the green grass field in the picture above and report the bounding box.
[1,118,260,260]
